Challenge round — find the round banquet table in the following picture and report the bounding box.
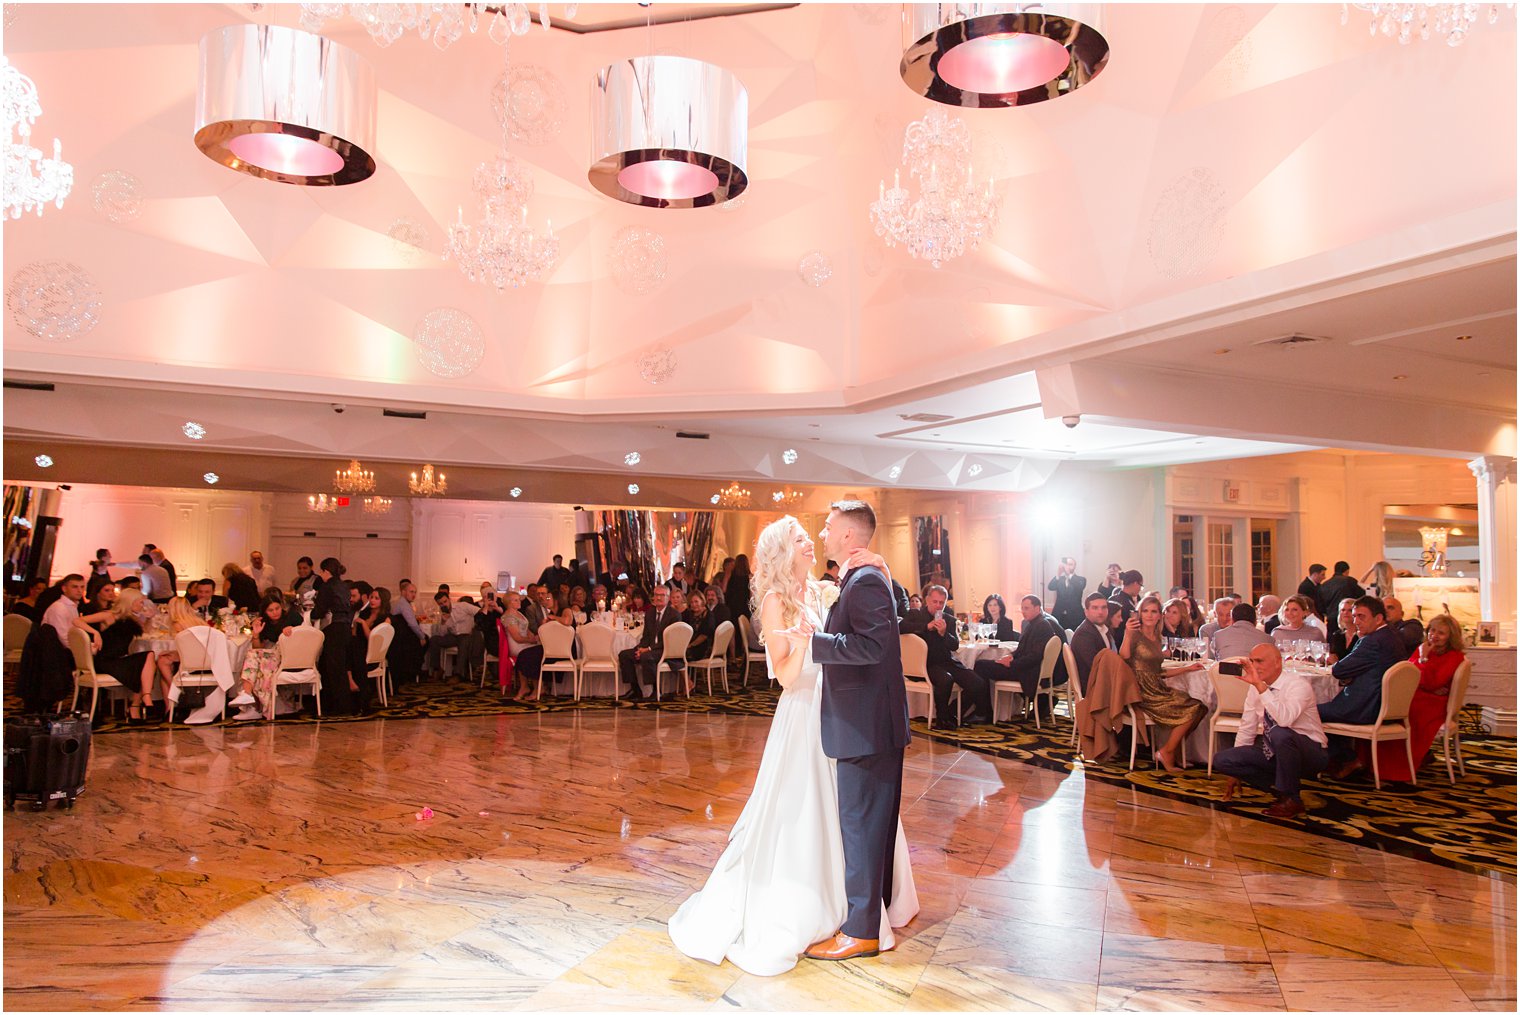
[953,641,1015,670]
[131,630,254,722]
[1163,662,1342,761]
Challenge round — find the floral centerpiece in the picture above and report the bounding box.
[216,607,252,636]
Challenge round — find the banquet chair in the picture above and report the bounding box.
[172,628,226,724]
[1121,706,1187,772]
[1320,661,1421,790]
[901,633,953,726]
[1025,636,1066,730]
[737,615,769,687]
[653,622,694,701]
[576,623,619,699]
[366,624,395,707]
[1060,643,1084,742]
[68,627,124,721]
[4,613,32,673]
[688,620,735,695]
[537,621,579,700]
[1437,661,1473,784]
[274,626,325,717]
[1205,664,1248,774]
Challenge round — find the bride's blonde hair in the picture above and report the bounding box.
[751,515,821,644]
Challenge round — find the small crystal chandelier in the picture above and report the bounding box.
[409,464,447,497]
[870,108,999,268]
[363,496,393,514]
[716,482,752,509]
[771,487,805,510]
[1342,3,1513,46]
[307,493,340,513]
[333,458,375,494]
[298,3,558,50]
[3,57,74,219]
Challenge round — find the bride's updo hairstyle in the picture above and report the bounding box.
[751,515,821,644]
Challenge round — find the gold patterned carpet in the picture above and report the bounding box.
[29,674,1520,880]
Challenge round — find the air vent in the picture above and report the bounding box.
[4,380,55,392]
[383,408,427,419]
[1254,333,1329,349]
[676,431,710,440]
[898,412,953,423]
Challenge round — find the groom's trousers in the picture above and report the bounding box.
[836,747,904,941]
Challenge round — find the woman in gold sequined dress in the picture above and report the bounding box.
[1121,594,1207,771]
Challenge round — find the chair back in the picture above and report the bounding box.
[1061,643,1082,702]
[1445,659,1473,728]
[709,620,735,660]
[739,614,763,652]
[660,622,693,662]
[1035,636,1062,688]
[1376,661,1422,724]
[67,627,97,674]
[1209,664,1250,715]
[900,633,929,680]
[4,613,32,650]
[577,622,615,662]
[366,623,395,665]
[539,621,576,661]
[173,628,214,672]
[280,626,325,670]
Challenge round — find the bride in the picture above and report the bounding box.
[667,516,918,976]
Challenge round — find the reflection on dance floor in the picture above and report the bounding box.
[4,712,1514,1011]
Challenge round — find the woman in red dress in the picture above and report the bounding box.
[1356,613,1466,782]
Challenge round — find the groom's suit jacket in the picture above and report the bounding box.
[811,564,910,761]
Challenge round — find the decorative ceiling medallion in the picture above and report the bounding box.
[182,421,207,440]
[1147,168,1227,280]
[637,344,677,385]
[781,448,799,465]
[387,217,430,259]
[624,451,641,466]
[798,252,832,287]
[414,307,486,378]
[901,3,1109,107]
[589,56,748,208]
[492,64,565,145]
[967,463,983,477]
[195,24,377,186]
[6,261,100,341]
[1205,6,1253,90]
[611,226,668,294]
[91,171,142,222]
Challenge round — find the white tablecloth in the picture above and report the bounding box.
[1164,662,1341,760]
[953,641,1015,670]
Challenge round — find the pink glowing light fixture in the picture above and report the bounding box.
[617,160,721,202]
[195,24,377,185]
[902,3,1109,108]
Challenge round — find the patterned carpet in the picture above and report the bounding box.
[22,672,1518,880]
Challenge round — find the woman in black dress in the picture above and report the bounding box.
[310,557,356,715]
[726,554,753,624]
[86,586,159,722]
[980,594,1018,642]
[222,563,261,612]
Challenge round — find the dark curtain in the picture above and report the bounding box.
[596,510,660,592]
[683,511,715,585]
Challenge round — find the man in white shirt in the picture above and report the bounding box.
[137,553,174,604]
[425,590,482,679]
[1211,603,1273,660]
[42,574,100,653]
[1212,642,1328,819]
[248,551,277,596]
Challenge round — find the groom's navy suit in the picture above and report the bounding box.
[811,563,910,941]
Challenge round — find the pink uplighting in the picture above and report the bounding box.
[227,133,345,177]
[618,160,720,201]
[938,33,1072,94]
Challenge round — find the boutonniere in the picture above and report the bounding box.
[820,582,840,612]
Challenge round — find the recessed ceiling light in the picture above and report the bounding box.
[182,421,206,440]
[203,472,220,484]
[1393,374,1408,380]
[967,464,983,477]
[781,448,798,465]
[34,454,53,468]
[627,483,639,495]
[1456,334,1472,341]
[888,465,902,480]
[710,494,720,504]
[509,487,522,498]
[624,451,641,466]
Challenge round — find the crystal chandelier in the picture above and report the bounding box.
[307,493,340,513]
[771,487,805,510]
[333,459,375,494]
[298,3,567,50]
[409,464,447,497]
[715,482,752,509]
[3,57,73,219]
[1342,3,1513,46]
[870,109,999,268]
[363,496,393,514]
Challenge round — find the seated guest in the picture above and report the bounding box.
[137,553,174,604]
[185,578,229,618]
[974,595,1067,708]
[1384,596,1425,656]
[1353,613,1466,783]
[1197,598,1234,642]
[625,587,650,618]
[1327,598,1359,661]
[427,590,482,680]
[222,563,261,612]
[1121,594,1207,772]
[558,586,590,627]
[705,586,732,630]
[1258,595,1283,635]
[289,556,318,598]
[668,588,688,617]
[590,584,610,614]
[907,593,924,612]
[1271,596,1326,650]
[167,596,209,634]
[1070,593,1116,690]
[666,562,704,598]
[617,585,683,701]
[85,583,160,723]
[684,591,718,661]
[1161,597,1196,639]
[1211,603,1272,660]
[387,579,428,683]
[901,584,991,728]
[236,596,299,720]
[1212,642,1328,819]
[8,577,50,621]
[500,591,542,700]
[1107,570,1144,625]
[1321,596,1407,776]
[19,576,95,712]
[980,594,1018,642]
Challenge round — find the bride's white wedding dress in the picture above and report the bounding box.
[667,597,918,976]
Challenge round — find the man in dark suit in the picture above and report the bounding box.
[1320,596,1407,776]
[778,500,906,963]
[1315,562,1365,632]
[1298,564,1327,612]
[703,585,732,630]
[617,584,684,701]
[1107,570,1144,626]
[185,578,229,618]
[1069,592,1116,690]
[899,584,991,728]
[1046,557,1087,633]
[973,595,1068,701]
[1384,596,1425,655]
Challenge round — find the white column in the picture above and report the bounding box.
[1469,456,1517,638]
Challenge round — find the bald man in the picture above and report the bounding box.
[1211,642,1329,820]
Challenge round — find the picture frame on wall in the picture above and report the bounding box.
[1476,621,1501,646]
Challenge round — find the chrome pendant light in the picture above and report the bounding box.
[901,3,1109,108]
[195,24,378,185]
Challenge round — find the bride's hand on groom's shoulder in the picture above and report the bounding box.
[845,548,886,571]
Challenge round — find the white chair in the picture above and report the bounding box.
[688,621,735,695]
[1060,643,1084,743]
[274,626,325,717]
[737,615,769,688]
[576,623,619,699]
[654,622,694,701]
[537,622,579,700]
[1322,661,1422,790]
[902,633,954,725]
[172,628,226,724]
[1027,636,1066,729]
[1205,664,1247,775]
[366,624,395,707]
[1122,706,1187,772]
[1437,660,1473,784]
[68,627,124,721]
[4,613,32,672]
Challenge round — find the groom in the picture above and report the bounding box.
[781,499,909,961]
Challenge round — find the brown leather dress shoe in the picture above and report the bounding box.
[1262,796,1306,819]
[804,932,880,961]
